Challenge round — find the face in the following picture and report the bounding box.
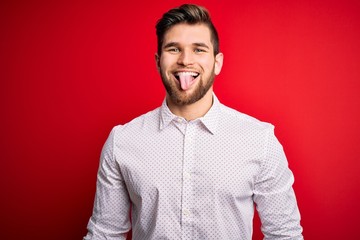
[156,23,223,106]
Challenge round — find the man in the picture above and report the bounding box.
[84,4,303,240]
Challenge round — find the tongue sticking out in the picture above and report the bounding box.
[179,74,194,91]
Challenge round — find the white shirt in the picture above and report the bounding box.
[84,95,303,240]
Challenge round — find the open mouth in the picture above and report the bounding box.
[173,71,200,90]
[174,71,200,80]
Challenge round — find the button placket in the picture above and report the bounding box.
[181,122,196,239]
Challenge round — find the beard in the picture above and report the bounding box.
[160,67,216,106]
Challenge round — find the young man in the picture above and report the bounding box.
[84,4,303,240]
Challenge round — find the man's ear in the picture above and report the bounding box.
[214,52,224,75]
[155,53,160,72]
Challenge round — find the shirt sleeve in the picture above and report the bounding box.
[253,127,303,239]
[84,127,131,240]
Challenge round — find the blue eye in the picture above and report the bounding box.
[169,48,179,52]
[195,49,205,53]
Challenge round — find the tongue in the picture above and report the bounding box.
[179,74,193,90]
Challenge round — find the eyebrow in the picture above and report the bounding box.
[163,42,210,49]
[193,42,210,49]
[163,42,178,49]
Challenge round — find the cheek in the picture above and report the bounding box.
[160,57,173,70]
[200,59,216,74]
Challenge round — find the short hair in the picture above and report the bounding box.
[155,4,220,56]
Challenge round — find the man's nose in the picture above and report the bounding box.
[177,50,194,66]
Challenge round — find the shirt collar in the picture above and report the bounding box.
[159,93,220,135]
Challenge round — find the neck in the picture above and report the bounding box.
[166,89,214,121]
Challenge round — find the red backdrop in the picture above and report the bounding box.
[1,0,360,239]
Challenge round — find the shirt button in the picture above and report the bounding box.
[184,171,191,179]
[183,209,190,216]
[177,118,182,123]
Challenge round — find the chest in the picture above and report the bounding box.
[116,128,264,202]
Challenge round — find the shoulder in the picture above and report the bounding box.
[218,103,274,132]
[101,107,162,154]
[112,107,161,135]
[217,104,283,163]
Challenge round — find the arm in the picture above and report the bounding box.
[253,127,303,239]
[84,127,131,240]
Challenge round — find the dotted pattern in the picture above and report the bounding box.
[84,95,303,240]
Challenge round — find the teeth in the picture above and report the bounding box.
[175,71,199,77]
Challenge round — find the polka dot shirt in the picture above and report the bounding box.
[84,94,303,240]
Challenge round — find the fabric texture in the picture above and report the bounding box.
[84,95,303,240]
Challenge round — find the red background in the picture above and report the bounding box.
[1,0,360,239]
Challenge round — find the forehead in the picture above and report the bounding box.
[163,23,213,47]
